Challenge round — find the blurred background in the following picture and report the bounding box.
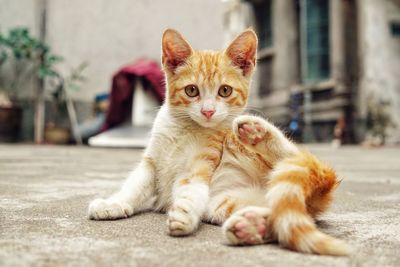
[0,0,399,147]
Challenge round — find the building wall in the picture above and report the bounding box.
[263,0,299,123]
[0,0,39,35]
[1,0,224,101]
[223,0,400,143]
[358,0,400,143]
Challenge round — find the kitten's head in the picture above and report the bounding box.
[162,29,257,128]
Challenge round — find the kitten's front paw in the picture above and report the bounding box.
[167,199,200,236]
[88,198,134,220]
[233,115,271,146]
[223,206,272,246]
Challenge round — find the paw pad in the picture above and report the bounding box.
[238,122,267,146]
[223,207,272,246]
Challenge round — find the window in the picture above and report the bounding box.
[390,21,400,37]
[258,58,273,96]
[248,0,273,96]
[300,0,330,82]
[250,0,273,49]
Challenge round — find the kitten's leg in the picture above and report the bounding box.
[222,161,350,254]
[168,178,209,236]
[263,156,351,256]
[168,139,224,236]
[207,188,273,245]
[88,156,156,220]
[206,188,262,225]
[232,115,298,160]
[218,116,287,246]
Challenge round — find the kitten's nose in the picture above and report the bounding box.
[201,109,215,119]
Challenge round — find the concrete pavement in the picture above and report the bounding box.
[0,144,399,267]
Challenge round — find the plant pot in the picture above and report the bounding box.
[0,106,22,142]
[44,126,70,144]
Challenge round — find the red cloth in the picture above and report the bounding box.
[102,58,165,131]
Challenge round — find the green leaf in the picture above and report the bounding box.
[0,50,7,65]
[38,66,51,78]
[0,34,5,44]
[13,48,22,59]
[46,54,63,64]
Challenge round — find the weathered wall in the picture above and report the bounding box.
[46,0,224,101]
[358,0,400,143]
[0,0,39,35]
[0,0,224,101]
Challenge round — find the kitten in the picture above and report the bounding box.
[88,29,350,256]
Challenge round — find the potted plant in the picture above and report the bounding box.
[363,94,395,146]
[0,27,62,142]
[0,92,21,142]
[45,62,88,144]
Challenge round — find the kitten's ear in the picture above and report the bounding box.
[225,29,258,76]
[162,29,193,73]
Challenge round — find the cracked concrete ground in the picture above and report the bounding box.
[0,144,399,267]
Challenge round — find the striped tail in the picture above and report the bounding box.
[265,152,351,256]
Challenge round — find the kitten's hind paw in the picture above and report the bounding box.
[88,198,134,220]
[223,206,272,246]
[233,115,271,146]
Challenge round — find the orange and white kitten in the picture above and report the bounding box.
[88,29,350,256]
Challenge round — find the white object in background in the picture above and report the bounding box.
[132,78,159,126]
[89,78,158,148]
[88,123,151,148]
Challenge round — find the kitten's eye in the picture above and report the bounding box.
[184,84,199,97]
[218,85,233,97]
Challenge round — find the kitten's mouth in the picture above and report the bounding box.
[196,117,220,128]
[198,116,230,128]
